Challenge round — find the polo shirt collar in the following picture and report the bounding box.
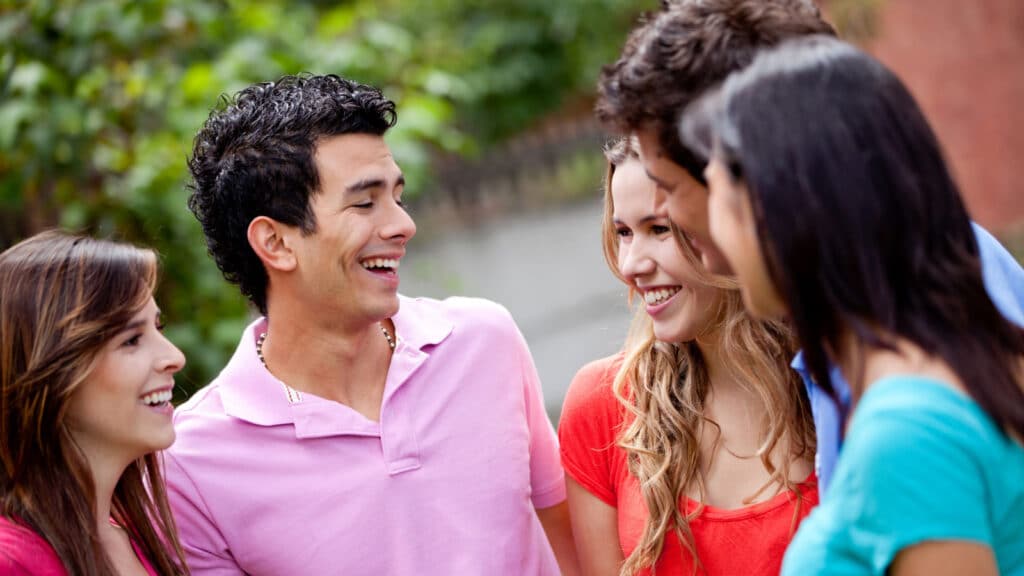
[218,317,294,426]
[217,295,453,431]
[391,294,453,350]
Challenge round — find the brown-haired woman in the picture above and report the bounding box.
[0,231,189,575]
[558,140,817,575]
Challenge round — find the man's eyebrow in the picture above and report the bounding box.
[345,174,406,194]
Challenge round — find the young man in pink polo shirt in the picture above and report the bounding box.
[167,75,579,575]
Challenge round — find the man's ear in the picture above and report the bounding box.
[248,216,297,272]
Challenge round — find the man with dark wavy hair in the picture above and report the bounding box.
[166,74,578,575]
[596,0,834,274]
[594,0,1024,505]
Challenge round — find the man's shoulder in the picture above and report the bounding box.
[400,294,518,335]
[971,221,1024,326]
[170,316,266,427]
[174,380,227,419]
[402,293,511,317]
[169,380,244,451]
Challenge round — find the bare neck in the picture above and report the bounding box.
[694,330,769,453]
[692,328,813,508]
[261,301,394,420]
[834,330,964,399]
[81,448,128,535]
[696,330,751,400]
[86,454,151,575]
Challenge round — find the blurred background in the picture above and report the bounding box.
[2,0,1022,422]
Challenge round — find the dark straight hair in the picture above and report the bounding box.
[690,36,1024,437]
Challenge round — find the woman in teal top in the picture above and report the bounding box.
[683,36,1024,575]
[786,376,1024,574]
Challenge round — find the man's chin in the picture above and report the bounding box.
[377,295,401,319]
[701,247,734,276]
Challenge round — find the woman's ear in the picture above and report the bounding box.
[247,216,297,272]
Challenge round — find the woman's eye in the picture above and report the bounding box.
[353,202,373,209]
[615,228,632,238]
[651,225,671,235]
[123,334,142,348]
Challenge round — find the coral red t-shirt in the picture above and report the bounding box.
[559,354,819,576]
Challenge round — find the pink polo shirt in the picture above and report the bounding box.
[164,296,565,575]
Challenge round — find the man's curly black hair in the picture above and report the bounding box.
[595,0,834,183]
[187,74,396,315]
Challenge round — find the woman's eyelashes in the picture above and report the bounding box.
[616,222,671,241]
[121,317,165,348]
[122,332,143,348]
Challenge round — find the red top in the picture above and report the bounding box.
[559,354,819,576]
[0,515,159,576]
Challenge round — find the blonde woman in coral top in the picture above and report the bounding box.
[558,140,818,575]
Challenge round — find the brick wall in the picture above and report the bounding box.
[825,0,1024,232]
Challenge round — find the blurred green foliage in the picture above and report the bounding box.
[0,0,643,398]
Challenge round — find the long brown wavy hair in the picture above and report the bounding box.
[602,140,815,575]
[0,231,189,575]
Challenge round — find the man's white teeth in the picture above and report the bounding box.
[142,390,173,406]
[361,258,399,271]
[644,287,680,305]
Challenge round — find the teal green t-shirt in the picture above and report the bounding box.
[782,376,1024,575]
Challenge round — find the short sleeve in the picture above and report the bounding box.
[558,355,626,507]
[162,451,246,576]
[834,383,995,572]
[501,312,566,510]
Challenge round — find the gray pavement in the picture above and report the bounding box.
[400,198,633,423]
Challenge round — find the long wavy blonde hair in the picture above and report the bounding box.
[602,139,815,575]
